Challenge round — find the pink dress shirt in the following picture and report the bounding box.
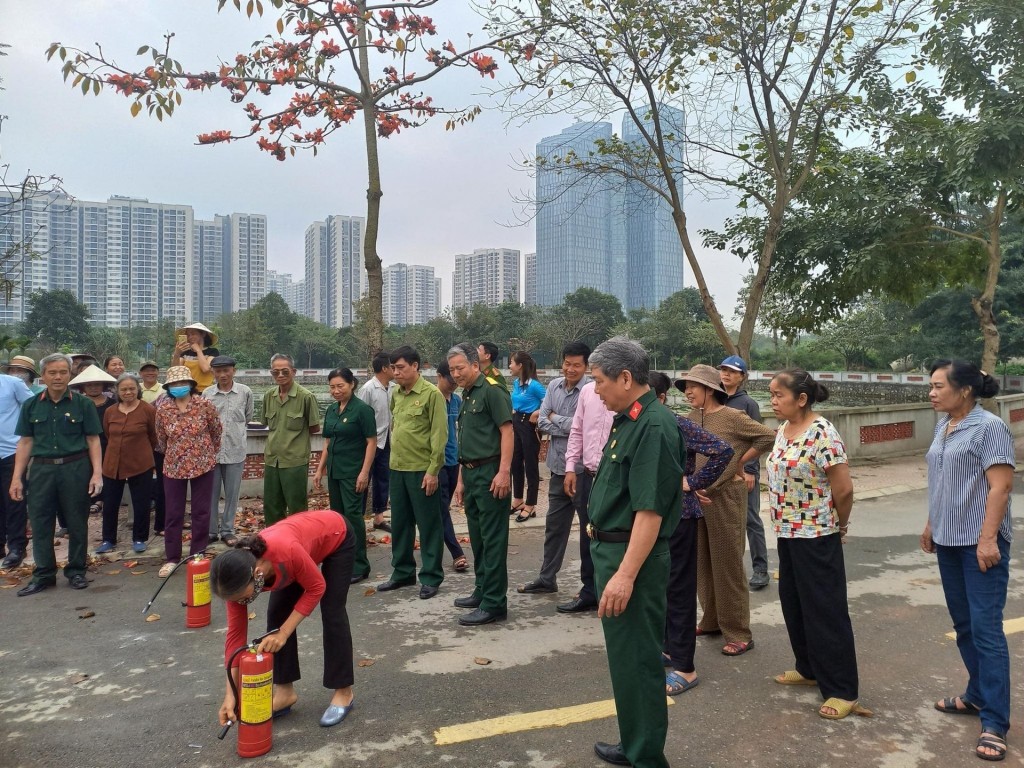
[565,381,615,474]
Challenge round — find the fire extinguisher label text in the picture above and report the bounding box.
[241,670,273,725]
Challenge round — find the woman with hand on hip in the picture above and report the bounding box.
[767,369,863,721]
[211,510,356,728]
[313,367,377,584]
[925,360,1013,762]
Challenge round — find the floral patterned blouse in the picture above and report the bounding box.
[155,394,223,480]
[766,416,848,539]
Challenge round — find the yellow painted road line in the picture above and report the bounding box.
[945,616,1024,640]
[434,696,675,746]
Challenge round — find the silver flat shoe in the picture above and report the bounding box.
[319,700,355,727]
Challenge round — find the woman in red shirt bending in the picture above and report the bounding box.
[211,509,356,728]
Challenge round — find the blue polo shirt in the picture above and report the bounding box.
[0,374,34,459]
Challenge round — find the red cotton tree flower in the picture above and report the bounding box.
[48,0,534,349]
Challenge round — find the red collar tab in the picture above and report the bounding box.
[628,400,643,421]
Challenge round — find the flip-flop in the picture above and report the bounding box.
[665,671,699,696]
[453,556,469,573]
[774,670,817,686]
[935,696,980,715]
[273,705,293,719]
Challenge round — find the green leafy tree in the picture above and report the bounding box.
[20,290,92,350]
[557,288,625,350]
[487,0,925,359]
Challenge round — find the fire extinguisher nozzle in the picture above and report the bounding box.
[218,721,233,740]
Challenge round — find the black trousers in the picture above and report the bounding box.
[369,442,391,515]
[101,470,155,544]
[573,470,597,603]
[0,454,27,555]
[664,517,698,673]
[153,452,166,532]
[267,521,356,689]
[510,414,541,506]
[778,535,859,701]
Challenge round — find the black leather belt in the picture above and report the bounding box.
[586,524,630,543]
[459,455,500,469]
[33,450,88,466]
[512,412,533,420]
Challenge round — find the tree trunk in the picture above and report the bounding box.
[357,3,385,354]
[670,208,736,355]
[737,207,784,360]
[971,191,1006,378]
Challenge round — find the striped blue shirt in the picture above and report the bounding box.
[926,405,1015,546]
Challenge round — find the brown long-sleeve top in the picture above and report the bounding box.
[102,400,159,479]
[682,406,776,492]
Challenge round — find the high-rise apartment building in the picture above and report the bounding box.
[534,113,685,310]
[267,268,307,316]
[524,252,537,306]
[304,215,365,328]
[0,191,269,327]
[383,262,440,326]
[452,248,520,309]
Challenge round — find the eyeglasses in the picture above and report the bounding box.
[270,369,292,377]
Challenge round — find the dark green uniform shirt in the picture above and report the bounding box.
[482,364,509,392]
[457,373,513,461]
[16,389,103,458]
[588,390,684,539]
[322,396,376,480]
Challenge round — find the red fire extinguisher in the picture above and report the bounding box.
[219,629,279,758]
[141,550,214,629]
[185,555,212,628]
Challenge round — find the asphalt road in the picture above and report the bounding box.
[2,485,1023,768]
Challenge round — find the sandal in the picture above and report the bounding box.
[722,640,754,656]
[935,696,980,716]
[514,508,537,523]
[695,626,722,637]
[774,670,817,686]
[818,697,874,720]
[665,671,699,696]
[509,503,525,518]
[158,562,176,579]
[977,731,1007,762]
[453,556,469,573]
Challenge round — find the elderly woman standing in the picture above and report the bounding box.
[95,374,159,555]
[675,364,775,657]
[313,367,377,584]
[924,360,1013,762]
[70,365,116,516]
[155,366,222,578]
[767,369,862,721]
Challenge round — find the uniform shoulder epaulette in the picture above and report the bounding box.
[485,376,499,386]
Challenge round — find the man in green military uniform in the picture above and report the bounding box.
[477,341,509,392]
[586,337,684,768]
[449,343,513,626]
[11,353,104,596]
[261,353,321,526]
[376,346,448,600]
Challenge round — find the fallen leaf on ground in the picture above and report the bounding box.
[458,537,470,543]
[357,658,375,667]
[474,657,492,666]
[146,614,161,622]
[248,611,257,620]
[124,560,139,569]
[363,588,376,596]
[106,569,121,575]
[68,673,89,684]
[78,610,95,619]
[131,570,148,575]
[378,536,391,544]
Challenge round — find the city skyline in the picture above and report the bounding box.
[2,3,747,320]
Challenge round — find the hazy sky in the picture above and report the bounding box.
[0,0,747,317]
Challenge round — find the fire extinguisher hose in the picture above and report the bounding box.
[218,628,280,740]
[141,550,212,615]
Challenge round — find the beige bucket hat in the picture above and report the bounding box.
[673,364,727,394]
[163,365,198,390]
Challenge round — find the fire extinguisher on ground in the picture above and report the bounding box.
[219,628,280,758]
[142,552,213,628]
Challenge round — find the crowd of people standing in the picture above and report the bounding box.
[0,325,1014,764]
